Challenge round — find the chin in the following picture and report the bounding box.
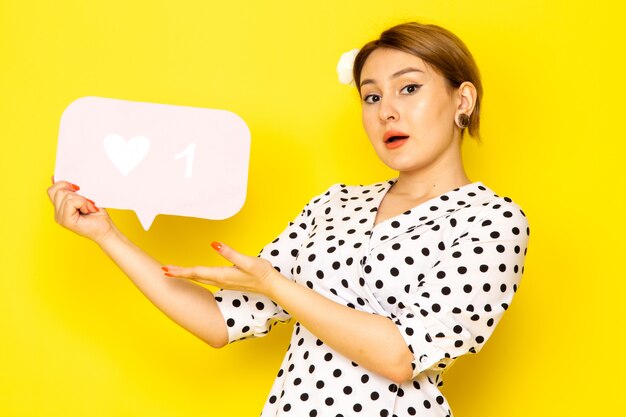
[377,154,428,173]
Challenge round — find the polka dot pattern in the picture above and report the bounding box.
[215,180,529,417]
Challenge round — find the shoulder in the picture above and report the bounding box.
[461,183,530,242]
[475,183,529,226]
[306,179,394,206]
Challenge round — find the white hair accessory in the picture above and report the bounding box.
[336,48,360,86]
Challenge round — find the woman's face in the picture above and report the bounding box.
[359,48,462,175]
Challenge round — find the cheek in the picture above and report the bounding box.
[409,96,455,130]
[361,108,378,139]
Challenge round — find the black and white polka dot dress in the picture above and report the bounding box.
[215,179,529,417]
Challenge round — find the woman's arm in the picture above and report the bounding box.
[266,268,414,383]
[164,242,414,383]
[97,228,229,347]
[47,180,229,348]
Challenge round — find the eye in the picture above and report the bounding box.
[401,84,422,94]
[363,94,381,104]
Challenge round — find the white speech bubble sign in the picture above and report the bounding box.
[54,96,251,230]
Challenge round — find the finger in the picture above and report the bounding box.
[211,242,254,270]
[86,198,100,213]
[58,192,83,212]
[48,180,80,203]
[51,180,80,192]
[162,265,217,279]
[77,198,96,215]
[161,265,208,284]
[54,189,72,219]
[162,265,231,285]
[51,181,99,215]
[59,193,92,221]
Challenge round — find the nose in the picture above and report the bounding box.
[378,97,399,123]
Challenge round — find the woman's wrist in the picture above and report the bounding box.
[261,268,288,300]
[94,222,123,249]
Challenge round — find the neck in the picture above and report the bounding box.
[390,145,471,199]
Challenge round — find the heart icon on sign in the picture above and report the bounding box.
[103,133,151,176]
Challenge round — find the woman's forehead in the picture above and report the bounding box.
[360,49,435,85]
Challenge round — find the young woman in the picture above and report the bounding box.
[48,22,529,417]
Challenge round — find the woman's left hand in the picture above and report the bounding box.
[162,242,278,296]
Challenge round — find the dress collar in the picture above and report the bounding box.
[365,179,489,247]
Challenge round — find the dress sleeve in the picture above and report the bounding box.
[214,184,342,344]
[392,199,530,377]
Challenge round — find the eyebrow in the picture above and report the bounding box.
[359,67,424,88]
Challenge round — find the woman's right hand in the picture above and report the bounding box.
[47,178,115,244]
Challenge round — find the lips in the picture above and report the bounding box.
[383,130,410,148]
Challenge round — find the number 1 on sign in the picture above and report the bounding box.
[174,142,196,178]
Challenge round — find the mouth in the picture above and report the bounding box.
[384,135,409,144]
[383,130,410,148]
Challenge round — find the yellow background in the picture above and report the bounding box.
[1,0,623,416]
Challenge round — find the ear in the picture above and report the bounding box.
[456,81,477,116]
